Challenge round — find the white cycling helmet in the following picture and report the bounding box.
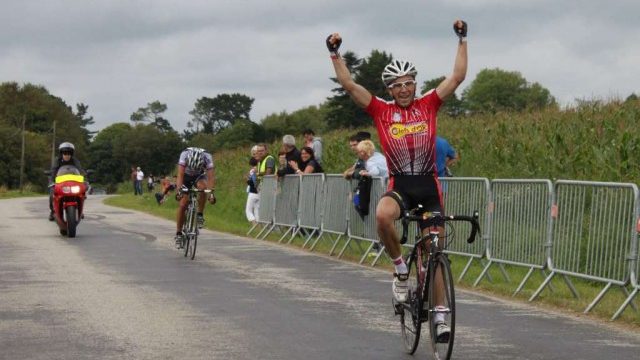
[185,147,206,170]
[58,142,75,155]
[381,59,418,86]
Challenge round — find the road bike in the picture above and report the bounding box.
[179,187,211,260]
[394,206,480,360]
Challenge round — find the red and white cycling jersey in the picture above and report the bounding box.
[365,90,442,176]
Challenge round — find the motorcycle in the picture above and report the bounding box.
[49,165,87,238]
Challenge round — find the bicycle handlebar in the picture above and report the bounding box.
[400,209,480,245]
[179,186,213,194]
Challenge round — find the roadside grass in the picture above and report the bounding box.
[105,191,640,327]
[0,188,44,199]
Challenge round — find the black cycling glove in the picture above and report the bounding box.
[454,20,467,39]
[326,35,342,53]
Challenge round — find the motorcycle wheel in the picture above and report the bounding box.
[66,205,77,238]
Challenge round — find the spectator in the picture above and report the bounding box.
[135,167,144,195]
[277,134,302,177]
[147,173,155,191]
[255,143,275,187]
[245,157,260,225]
[356,140,389,179]
[155,176,177,204]
[343,131,371,180]
[435,136,459,177]
[130,166,137,195]
[290,146,324,174]
[302,129,323,164]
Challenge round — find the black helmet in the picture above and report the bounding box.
[59,142,75,156]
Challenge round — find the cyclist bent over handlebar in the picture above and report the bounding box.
[174,147,217,248]
[326,19,468,341]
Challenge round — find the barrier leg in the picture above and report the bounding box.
[328,234,343,256]
[359,242,375,265]
[337,237,354,258]
[302,229,317,248]
[612,288,639,320]
[278,226,293,243]
[286,227,301,244]
[473,261,493,287]
[584,282,612,313]
[246,222,259,236]
[259,223,276,240]
[529,271,555,302]
[621,286,638,312]
[513,267,535,297]
[498,263,511,283]
[370,245,387,267]
[308,231,324,251]
[457,257,475,283]
[562,274,579,299]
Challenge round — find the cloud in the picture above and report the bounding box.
[1,0,639,132]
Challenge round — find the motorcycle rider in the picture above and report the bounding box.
[49,142,85,221]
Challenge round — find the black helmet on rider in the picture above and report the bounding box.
[59,142,75,156]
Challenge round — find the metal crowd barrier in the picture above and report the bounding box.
[474,179,554,297]
[528,181,639,317]
[440,177,492,281]
[297,174,325,247]
[309,175,350,253]
[249,175,278,239]
[340,177,386,264]
[250,174,640,320]
[273,175,301,242]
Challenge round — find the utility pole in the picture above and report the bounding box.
[51,119,56,167]
[19,114,26,192]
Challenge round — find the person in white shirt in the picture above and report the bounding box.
[356,140,388,179]
[135,167,144,195]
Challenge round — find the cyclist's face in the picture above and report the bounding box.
[388,75,416,108]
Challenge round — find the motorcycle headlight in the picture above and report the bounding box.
[71,186,81,194]
[62,186,71,194]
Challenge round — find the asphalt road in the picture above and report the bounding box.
[1,196,639,360]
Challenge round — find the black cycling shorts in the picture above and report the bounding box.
[184,173,207,189]
[383,174,444,229]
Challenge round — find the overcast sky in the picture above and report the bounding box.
[1,0,638,132]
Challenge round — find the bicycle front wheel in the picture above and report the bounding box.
[399,242,427,354]
[427,253,456,360]
[186,231,197,260]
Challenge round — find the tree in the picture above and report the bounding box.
[130,101,174,132]
[421,76,463,117]
[325,50,393,128]
[189,93,254,134]
[260,105,328,142]
[461,68,556,114]
[75,103,96,144]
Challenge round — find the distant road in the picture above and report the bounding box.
[1,196,639,359]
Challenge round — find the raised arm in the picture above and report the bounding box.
[326,33,372,109]
[435,20,468,100]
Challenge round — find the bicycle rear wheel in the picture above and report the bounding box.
[427,253,456,360]
[399,242,427,354]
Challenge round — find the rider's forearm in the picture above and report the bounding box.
[451,38,468,85]
[208,169,215,190]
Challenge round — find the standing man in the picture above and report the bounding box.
[174,147,216,248]
[277,134,302,177]
[343,131,371,180]
[135,167,144,195]
[435,136,459,177]
[302,129,323,164]
[326,19,468,342]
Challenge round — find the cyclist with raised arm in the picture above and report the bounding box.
[326,20,468,341]
[174,147,216,248]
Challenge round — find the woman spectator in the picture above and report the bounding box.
[245,157,260,225]
[289,146,324,174]
[356,140,388,178]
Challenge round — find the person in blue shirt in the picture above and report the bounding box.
[435,136,458,177]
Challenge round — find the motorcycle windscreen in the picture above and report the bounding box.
[55,165,84,184]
